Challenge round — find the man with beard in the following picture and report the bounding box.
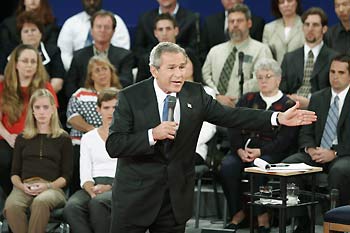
[324,0,350,55]
[280,7,338,109]
[202,4,272,108]
[57,0,130,70]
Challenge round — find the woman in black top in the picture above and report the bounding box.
[3,89,73,233]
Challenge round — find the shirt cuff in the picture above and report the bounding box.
[271,112,279,126]
[148,129,156,146]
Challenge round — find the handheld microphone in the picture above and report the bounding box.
[167,96,176,122]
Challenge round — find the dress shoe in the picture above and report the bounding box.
[224,223,238,231]
[257,226,271,233]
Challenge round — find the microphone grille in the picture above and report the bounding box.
[167,96,176,109]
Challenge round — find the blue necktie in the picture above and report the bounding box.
[320,96,339,149]
[84,29,93,47]
[162,95,170,122]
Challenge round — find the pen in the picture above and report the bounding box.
[270,164,289,167]
[244,138,251,149]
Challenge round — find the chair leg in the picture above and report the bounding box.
[323,222,330,233]
[212,176,222,219]
[290,217,296,233]
[222,199,228,228]
[195,177,202,228]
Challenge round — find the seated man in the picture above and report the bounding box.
[283,54,350,232]
[63,88,119,233]
[220,58,298,233]
[64,10,134,98]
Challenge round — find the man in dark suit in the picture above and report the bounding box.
[280,7,338,109]
[200,0,265,60]
[283,54,350,233]
[64,10,134,98]
[133,0,198,61]
[106,42,316,233]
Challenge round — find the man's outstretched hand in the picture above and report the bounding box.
[278,101,317,126]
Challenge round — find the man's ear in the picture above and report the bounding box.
[322,25,328,34]
[174,26,179,37]
[150,65,158,78]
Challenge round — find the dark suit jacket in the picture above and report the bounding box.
[280,44,338,94]
[106,78,273,227]
[133,7,198,59]
[299,87,350,156]
[199,12,265,61]
[0,15,59,51]
[64,45,134,98]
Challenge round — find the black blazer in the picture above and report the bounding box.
[106,78,273,227]
[199,12,265,60]
[0,15,59,50]
[280,44,338,94]
[299,87,350,156]
[64,45,134,98]
[133,7,198,59]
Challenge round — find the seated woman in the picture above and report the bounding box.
[3,89,73,233]
[66,56,121,194]
[263,0,304,64]
[64,88,119,233]
[220,58,298,233]
[0,44,58,196]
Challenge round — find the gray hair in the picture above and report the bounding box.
[149,42,187,69]
[227,3,252,20]
[254,58,282,77]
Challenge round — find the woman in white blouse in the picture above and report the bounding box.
[263,0,304,64]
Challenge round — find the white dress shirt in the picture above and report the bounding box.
[57,11,130,70]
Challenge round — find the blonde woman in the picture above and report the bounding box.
[0,44,58,195]
[66,55,121,193]
[3,89,73,233]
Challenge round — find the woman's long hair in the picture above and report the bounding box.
[85,56,122,90]
[23,89,66,139]
[1,44,49,124]
[16,0,55,25]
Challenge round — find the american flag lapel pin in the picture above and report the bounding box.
[187,103,192,109]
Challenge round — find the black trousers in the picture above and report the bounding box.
[0,140,13,196]
[283,152,350,206]
[109,189,186,233]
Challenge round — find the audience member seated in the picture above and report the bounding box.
[324,0,350,55]
[282,54,350,233]
[64,88,118,233]
[184,50,216,165]
[0,11,65,93]
[200,0,265,61]
[136,13,179,83]
[280,7,338,109]
[0,44,58,196]
[66,56,121,194]
[57,0,130,70]
[3,89,73,233]
[202,4,272,108]
[263,0,304,64]
[220,58,298,233]
[0,0,58,57]
[134,0,198,61]
[65,10,134,98]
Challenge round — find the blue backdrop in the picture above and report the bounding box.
[50,0,337,28]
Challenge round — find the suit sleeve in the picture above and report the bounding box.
[280,54,289,93]
[64,56,80,98]
[106,91,154,158]
[118,51,135,88]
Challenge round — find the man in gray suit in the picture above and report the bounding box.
[280,7,338,109]
[106,42,316,233]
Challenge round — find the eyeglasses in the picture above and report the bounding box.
[18,59,37,65]
[256,74,275,81]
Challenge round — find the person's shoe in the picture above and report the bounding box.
[293,216,311,233]
[224,223,238,231]
[257,226,271,233]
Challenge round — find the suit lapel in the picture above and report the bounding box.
[142,78,161,127]
[338,89,350,132]
[319,89,332,131]
[275,19,287,44]
[311,45,327,78]
[294,48,305,85]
